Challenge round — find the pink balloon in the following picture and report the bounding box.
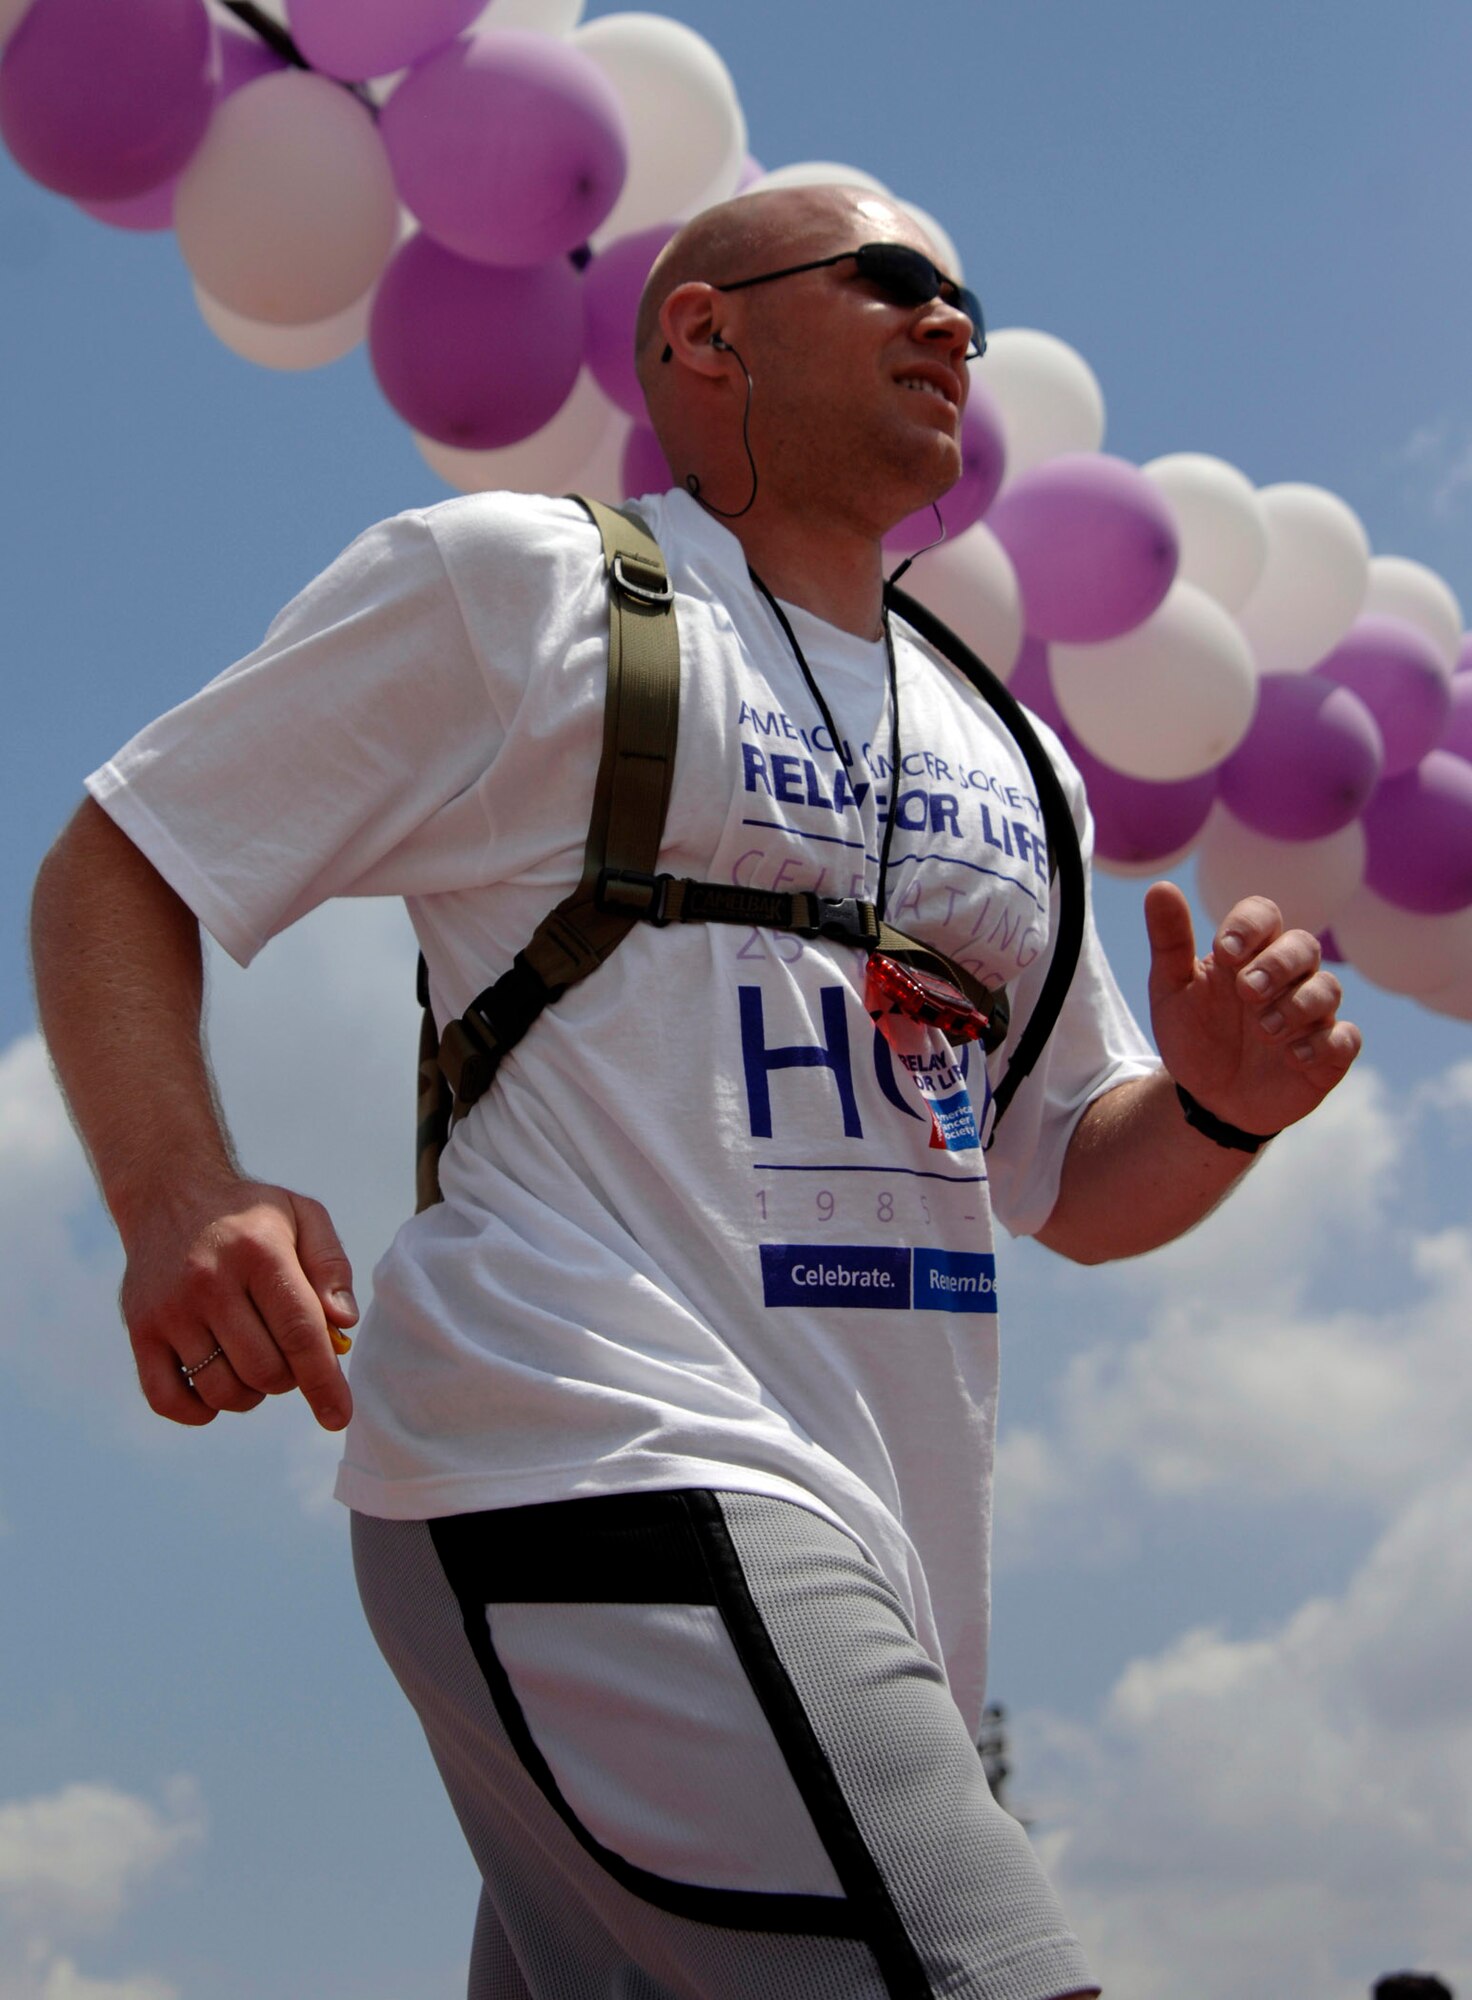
[1440,675,1472,765]
[1062,727,1218,867]
[77,17,283,233]
[584,222,676,420]
[287,0,480,82]
[986,452,1179,643]
[370,233,585,449]
[885,380,1007,555]
[1315,614,1451,776]
[1218,674,1384,841]
[0,0,217,200]
[380,30,627,266]
[621,425,675,500]
[1362,751,1472,915]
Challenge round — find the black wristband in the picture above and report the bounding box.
[1174,1082,1276,1155]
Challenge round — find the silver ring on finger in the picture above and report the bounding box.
[181,1345,226,1385]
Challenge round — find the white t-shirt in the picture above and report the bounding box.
[89,489,1155,1732]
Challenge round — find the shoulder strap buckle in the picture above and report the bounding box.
[611,550,674,606]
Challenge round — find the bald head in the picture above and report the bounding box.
[632,183,965,541]
[634,183,939,394]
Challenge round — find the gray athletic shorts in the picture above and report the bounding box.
[352,1490,1097,1999]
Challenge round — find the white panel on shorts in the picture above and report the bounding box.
[489,1600,845,1898]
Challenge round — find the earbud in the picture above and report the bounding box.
[711,333,730,351]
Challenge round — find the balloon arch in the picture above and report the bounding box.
[5,0,1471,1018]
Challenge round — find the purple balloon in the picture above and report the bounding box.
[1007,634,1065,732]
[380,31,627,267]
[1063,728,1218,866]
[1218,674,1384,841]
[77,17,283,233]
[370,234,585,450]
[585,223,677,421]
[287,0,480,82]
[0,0,218,200]
[1440,675,1472,765]
[1318,928,1343,964]
[77,179,177,233]
[986,452,1179,644]
[621,425,675,501]
[885,379,1007,554]
[736,154,767,192]
[1362,751,1472,915]
[1314,614,1451,777]
[1458,633,1472,677]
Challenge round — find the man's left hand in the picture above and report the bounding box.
[1144,880,1362,1140]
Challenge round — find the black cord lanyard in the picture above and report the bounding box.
[747,569,903,921]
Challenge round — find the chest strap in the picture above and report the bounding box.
[595,868,1010,1051]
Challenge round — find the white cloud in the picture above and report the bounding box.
[0,1779,203,1934]
[1394,415,1472,523]
[1,1958,177,2000]
[0,1780,202,2000]
[0,1037,131,1413]
[992,1054,1472,1993]
[1022,1471,1472,1998]
[2,896,419,1510]
[202,895,421,1289]
[995,1063,1472,1564]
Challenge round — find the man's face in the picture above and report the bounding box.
[717,193,975,530]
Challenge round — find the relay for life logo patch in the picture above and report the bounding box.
[760,1245,997,1314]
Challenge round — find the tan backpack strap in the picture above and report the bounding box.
[432,496,682,1125]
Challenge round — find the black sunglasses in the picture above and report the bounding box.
[660,241,985,362]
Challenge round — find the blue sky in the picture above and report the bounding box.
[3,4,1472,1996]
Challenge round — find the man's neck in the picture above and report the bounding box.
[720,506,889,641]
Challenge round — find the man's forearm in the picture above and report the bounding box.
[1033,1065,1257,1265]
[30,798,238,1240]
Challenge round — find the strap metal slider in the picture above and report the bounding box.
[611,552,674,606]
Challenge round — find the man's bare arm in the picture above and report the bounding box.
[31,799,355,1429]
[1036,881,1361,1266]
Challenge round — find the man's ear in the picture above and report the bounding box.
[659,282,730,375]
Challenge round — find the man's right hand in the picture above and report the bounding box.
[120,1176,357,1431]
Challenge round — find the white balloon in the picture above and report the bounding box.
[980,328,1106,490]
[471,0,584,34]
[1096,846,1201,881]
[1052,579,1257,782]
[745,160,892,197]
[194,279,373,369]
[574,14,745,237]
[1234,482,1370,676]
[208,0,287,23]
[1362,555,1463,673]
[414,370,617,495]
[1422,976,1472,1021]
[0,0,37,47]
[175,71,398,325]
[569,410,639,502]
[1193,806,1364,937]
[1331,886,1472,998]
[891,522,1022,679]
[896,200,964,282]
[1142,453,1268,614]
